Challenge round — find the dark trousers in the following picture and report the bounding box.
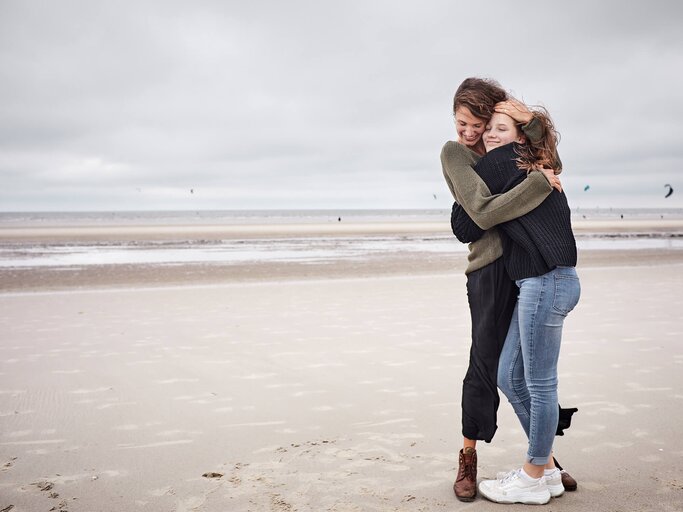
[462,257,517,443]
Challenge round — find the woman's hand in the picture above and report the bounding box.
[539,167,562,192]
[495,99,533,124]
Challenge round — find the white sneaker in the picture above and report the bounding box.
[496,468,565,497]
[544,468,565,497]
[479,469,551,505]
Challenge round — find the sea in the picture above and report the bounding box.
[1,209,682,268]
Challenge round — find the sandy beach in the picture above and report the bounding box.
[1,221,682,511]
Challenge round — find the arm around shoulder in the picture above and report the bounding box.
[453,166,554,230]
[441,140,555,230]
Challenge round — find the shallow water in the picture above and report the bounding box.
[1,234,681,268]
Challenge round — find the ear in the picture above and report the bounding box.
[516,134,527,144]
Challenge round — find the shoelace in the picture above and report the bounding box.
[461,459,475,479]
[498,468,560,483]
[499,469,520,484]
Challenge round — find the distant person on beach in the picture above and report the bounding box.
[441,77,577,502]
[450,102,580,505]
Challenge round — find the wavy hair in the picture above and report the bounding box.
[514,106,561,172]
[453,77,507,121]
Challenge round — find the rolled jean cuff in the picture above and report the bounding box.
[527,454,551,466]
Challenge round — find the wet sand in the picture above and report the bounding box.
[0,223,682,511]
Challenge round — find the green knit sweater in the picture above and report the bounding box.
[441,117,557,274]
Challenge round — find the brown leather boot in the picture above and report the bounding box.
[453,447,477,501]
[553,457,578,491]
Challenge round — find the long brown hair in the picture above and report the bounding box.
[514,106,561,172]
[453,77,507,121]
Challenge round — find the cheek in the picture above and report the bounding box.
[499,132,515,143]
[467,126,483,138]
[457,125,482,137]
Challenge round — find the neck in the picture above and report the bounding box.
[471,140,486,156]
[458,138,486,156]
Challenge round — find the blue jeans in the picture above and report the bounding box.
[497,266,581,465]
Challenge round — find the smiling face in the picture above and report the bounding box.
[483,112,526,152]
[455,106,486,150]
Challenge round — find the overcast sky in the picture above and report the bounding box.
[1,0,682,211]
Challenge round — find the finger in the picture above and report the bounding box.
[496,105,516,117]
[509,99,530,113]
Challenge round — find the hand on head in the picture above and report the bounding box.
[494,99,533,125]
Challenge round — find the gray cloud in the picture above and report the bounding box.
[1,0,682,211]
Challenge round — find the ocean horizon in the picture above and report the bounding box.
[2,207,683,227]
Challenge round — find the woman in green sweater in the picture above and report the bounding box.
[441,78,576,501]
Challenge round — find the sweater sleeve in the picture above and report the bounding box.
[451,201,486,243]
[440,141,554,230]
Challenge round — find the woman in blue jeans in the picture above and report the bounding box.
[452,105,580,505]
